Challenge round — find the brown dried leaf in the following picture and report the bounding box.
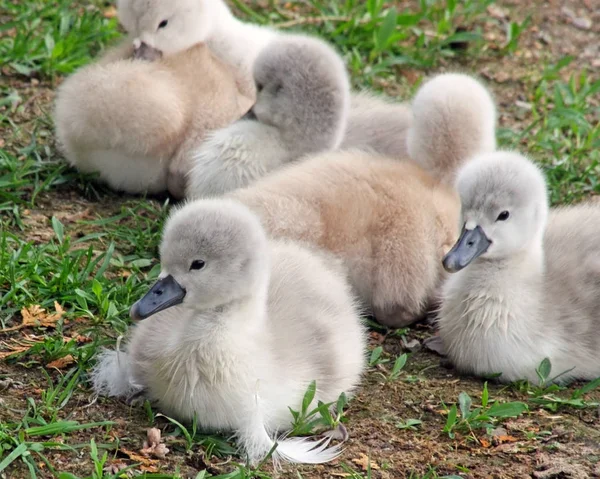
[351,453,380,471]
[47,355,75,369]
[104,6,117,18]
[121,447,159,468]
[0,345,30,359]
[2,302,66,332]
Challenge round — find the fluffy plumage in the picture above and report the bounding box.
[54,0,256,198]
[185,34,350,198]
[229,73,497,328]
[117,0,277,86]
[92,199,366,464]
[341,91,413,159]
[407,72,497,184]
[439,151,600,384]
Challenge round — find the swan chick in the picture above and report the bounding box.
[231,72,498,328]
[439,150,600,384]
[407,72,497,184]
[92,199,366,464]
[54,41,251,198]
[186,34,350,199]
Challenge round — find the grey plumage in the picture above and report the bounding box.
[439,151,600,384]
[91,199,366,464]
[341,91,413,159]
[231,72,497,328]
[185,34,350,199]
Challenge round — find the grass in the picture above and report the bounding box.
[1,0,600,477]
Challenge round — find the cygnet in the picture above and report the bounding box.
[54,41,251,199]
[92,199,366,464]
[439,150,600,384]
[230,73,497,328]
[185,34,350,199]
[117,0,440,162]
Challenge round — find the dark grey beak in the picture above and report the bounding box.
[130,274,186,320]
[442,225,491,273]
[241,107,256,120]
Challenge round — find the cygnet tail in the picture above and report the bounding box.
[272,435,342,464]
[407,72,497,185]
[90,344,143,399]
[238,390,342,465]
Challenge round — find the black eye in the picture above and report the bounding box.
[496,211,510,221]
[189,260,205,271]
[256,83,263,93]
[158,19,168,29]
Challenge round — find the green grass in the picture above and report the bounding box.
[0,0,120,79]
[1,0,600,477]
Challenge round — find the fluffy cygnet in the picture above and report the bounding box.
[92,199,366,464]
[54,42,251,198]
[439,151,600,384]
[229,72,497,328]
[185,34,350,199]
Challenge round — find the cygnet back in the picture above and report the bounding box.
[341,91,413,159]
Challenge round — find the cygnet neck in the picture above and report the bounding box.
[471,237,545,283]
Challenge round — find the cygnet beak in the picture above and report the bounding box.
[130,274,186,320]
[442,225,491,273]
[241,107,257,121]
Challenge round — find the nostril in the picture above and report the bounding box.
[467,241,474,246]
[155,289,163,296]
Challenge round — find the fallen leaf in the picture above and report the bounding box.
[71,334,92,343]
[47,355,75,369]
[140,465,159,473]
[352,453,380,471]
[2,302,66,332]
[494,435,518,444]
[104,6,117,18]
[0,345,30,359]
[121,447,159,470]
[480,438,491,448]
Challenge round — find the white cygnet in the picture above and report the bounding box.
[92,199,366,464]
[439,150,600,384]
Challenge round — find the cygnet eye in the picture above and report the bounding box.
[189,259,206,271]
[496,211,510,222]
[256,83,263,93]
[158,19,168,29]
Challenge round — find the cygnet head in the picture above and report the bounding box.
[247,35,350,152]
[117,0,216,55]
[130,199,270,320]
[443,151,549,273]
